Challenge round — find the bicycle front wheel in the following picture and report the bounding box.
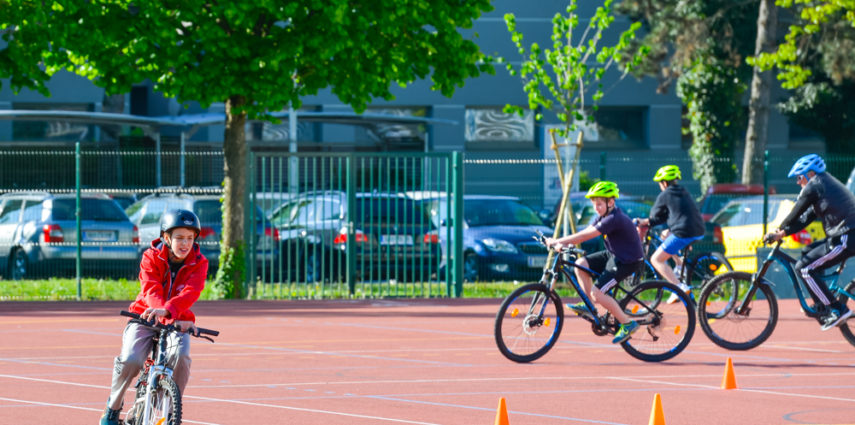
[619,280,695,362]
[697,271,778,350]
[494,283,564,363]
[838,280,855,347]
[139,377,182,425]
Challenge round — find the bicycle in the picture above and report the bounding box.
[494,232,696,363]
[696,239,855,350]
[633,222,734,300]
[119,310,219,425]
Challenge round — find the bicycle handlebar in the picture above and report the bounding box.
[533,230,586,256]
[120,310,219,339]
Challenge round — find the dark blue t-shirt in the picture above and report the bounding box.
[592,206,644,263]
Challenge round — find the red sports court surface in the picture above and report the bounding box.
[1,298,854,425]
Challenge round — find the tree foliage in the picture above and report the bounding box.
[0,0,494,297]
[618,0,757,191]
[502,0,647,136]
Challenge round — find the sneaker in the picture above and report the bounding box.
[666,283,691,304]
[566,302,594,320]
[612,320,640,344]
[100,408,121,425]
[820,308,853,331]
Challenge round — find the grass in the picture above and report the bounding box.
[0,278,573,301]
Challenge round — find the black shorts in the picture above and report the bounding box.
[584,250,643,293]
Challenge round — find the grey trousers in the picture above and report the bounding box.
[107,322,192,410]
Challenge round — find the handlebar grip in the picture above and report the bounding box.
[120,310,141,319]
[196,327,219,337]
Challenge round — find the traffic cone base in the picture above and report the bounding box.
[495,397,510,425]
[721,357,738,390]
[649,393,665,425]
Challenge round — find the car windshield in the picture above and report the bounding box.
[355,197,430,225]
[195,199,265,225]
[51,199,128,221]
[463,199,543,227]
[702,194,747,216]
[712,199,782,227]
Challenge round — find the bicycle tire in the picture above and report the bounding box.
[697,271,778,350]
[138,376,182,425]
[618,280,695,362]
[494,283,564,363]
[838,280,855,348]
[686,251,734,292]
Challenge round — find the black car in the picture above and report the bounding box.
[268,191,439,282]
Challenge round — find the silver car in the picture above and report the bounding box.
[0,191,140,279]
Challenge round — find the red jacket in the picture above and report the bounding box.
[128,239,208,324]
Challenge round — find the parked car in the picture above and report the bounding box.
[0,191,139,279]
[711,194,825,272]
[268,191,439,282]
[419,195,553,282]
[698,183,776,221]
[125,192,279,277]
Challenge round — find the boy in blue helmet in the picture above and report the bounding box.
[764,154,855,330]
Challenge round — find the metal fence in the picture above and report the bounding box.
[4,146,855,299]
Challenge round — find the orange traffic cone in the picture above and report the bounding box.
[495,397,510,425]
[721,357,738,390]
[649,393,666,425]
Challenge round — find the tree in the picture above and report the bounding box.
[618,1,758,192]
[503,0,645,136]
[0,1,494,297]
[742,0,778,184]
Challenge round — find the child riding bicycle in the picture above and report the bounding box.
[763,154,855,330]
[100,209,208,425]
[635,165,705,303]
[545,181,645,344]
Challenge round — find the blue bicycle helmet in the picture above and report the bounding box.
[787,154,826,178]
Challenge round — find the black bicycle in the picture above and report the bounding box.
[696,239,855,350]
[119,311,219,425]
[494,232,696,363]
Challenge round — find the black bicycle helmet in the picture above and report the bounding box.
[160,209,201,237]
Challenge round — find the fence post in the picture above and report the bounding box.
[763,150,769,237]
[75,142,82,300]
[347,154,357,295]
[451,151,464,297]
[245,151,255,298]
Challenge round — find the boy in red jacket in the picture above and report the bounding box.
[100,209,208,425]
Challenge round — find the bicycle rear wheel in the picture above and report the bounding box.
[697,271,778,350]
[686,251,733,292]
[618,280,695,362]
[138,377,182,425]
[838,281,855,347]
[494,283,564,363]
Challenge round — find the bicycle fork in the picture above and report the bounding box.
[142,364,174,425]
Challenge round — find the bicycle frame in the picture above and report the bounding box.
[745,240,855,317]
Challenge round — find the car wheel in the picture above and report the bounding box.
[10,249,27,280]
[464,253,479,282]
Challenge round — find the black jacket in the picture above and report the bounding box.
[648,184,705,238]
[779,172,855,238]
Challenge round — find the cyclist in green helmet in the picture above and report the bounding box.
[546,181,644,344]
[637,165,705,303]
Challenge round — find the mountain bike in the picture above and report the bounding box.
[494,232,696,363]
[119,311,219,425]
[696,239,855,350]
[633,222,734,300]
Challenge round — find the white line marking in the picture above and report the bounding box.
[611,377,855,403]
[0,397,222,425]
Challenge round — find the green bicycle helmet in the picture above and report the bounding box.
[653,165,681,182]
[585,181,620,199]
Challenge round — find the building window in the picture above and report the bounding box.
[12,102,96,142]
[587,106,646,148]
[465,107,535,146]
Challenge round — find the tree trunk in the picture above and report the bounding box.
[220,95,247,298]
[742,0,778,184]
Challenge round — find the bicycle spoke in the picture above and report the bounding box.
[495,283,563,363]
[698,272,778,350]
[620,280,695,362]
